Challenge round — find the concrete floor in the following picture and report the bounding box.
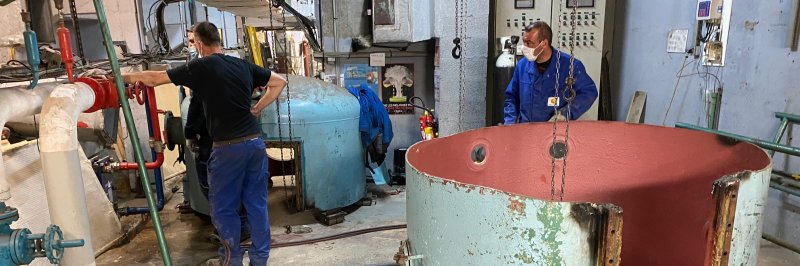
[96,177,407,265]
[96,177,799,265]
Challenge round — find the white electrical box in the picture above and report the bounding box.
[696,0,723,21]
[372,0,434,43]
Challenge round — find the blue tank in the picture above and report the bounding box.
[260,75,365,211]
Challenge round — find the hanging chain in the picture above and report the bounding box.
[268,2,291,205]
[550,0,565,201]
[68,0,86,66]
[454,0,467,132]
[278,2,296,193]
[549,0,579,201]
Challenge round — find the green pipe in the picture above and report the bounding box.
[707,91,720,129]
[676,123,800,157]
[771,175,800,190]
[775,112,800,124]
[770,181,800,197]
[0,0,15,6]
[763,233,800,255]
[771,118,789,157]
[92,1,172,265]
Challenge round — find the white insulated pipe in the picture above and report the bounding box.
[0,83,59,201]
[39,82,97,266]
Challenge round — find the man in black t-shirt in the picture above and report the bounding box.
[122,22,286,266]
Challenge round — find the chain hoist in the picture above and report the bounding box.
[268,0,295,207]
[549,0,579,201]
[453,0,467,132]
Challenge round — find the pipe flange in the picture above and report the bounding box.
[77,77,105,113]
[0,205,19,225]
[9,228,35,265]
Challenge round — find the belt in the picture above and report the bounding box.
[212,133,261,148]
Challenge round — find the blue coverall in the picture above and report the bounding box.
[504,48,598,124]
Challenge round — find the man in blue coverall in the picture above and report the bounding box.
[504,21,598,124]
[122,22,286,265]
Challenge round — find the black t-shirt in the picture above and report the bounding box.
[167,54,272,141]
[536,57,551,73]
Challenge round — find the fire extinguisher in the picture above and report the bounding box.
[419,110,438,140]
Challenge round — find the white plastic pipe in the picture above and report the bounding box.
[0,83,58,200]
[39,82,97,266]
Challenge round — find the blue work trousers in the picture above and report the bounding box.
[208,138,270,265]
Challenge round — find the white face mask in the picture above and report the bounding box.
[522,42,544,62]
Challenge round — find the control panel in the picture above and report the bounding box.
[491,0,616,120]
[495,0,553,38]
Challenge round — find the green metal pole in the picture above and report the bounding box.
[676,122,800,157]
[92,1,172,265]
[775,112,800,124]
[763,233,800,254]
[771,118,789,157]
[707,91,720,129]
[770,181,800,197]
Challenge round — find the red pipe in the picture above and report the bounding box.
[117,83,164,170]
[57,20,75,82]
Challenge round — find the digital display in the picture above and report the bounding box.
[515,0,534,9]
[565,0,595,8]
[697,1,711,18]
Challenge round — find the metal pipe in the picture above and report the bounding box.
[119,85,166,215]
[39,82,97,265]
[57,20,75,82]
[676,123,800,157]
[0,83,58,201]
[771,117,789,157]
[91,0,173,264]
[763,233,800,254]
[775,112,800,124]
[22,11,40,90]
[792,0,800,51]
[769,181,800,197]
[771,175,800,190]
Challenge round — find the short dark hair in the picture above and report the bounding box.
[524,21,552,47]
[191,22,221,47]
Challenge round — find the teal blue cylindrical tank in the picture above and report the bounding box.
[260,75,365,211]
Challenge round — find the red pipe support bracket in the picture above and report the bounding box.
[117,83,164,170]
[57,21,75,82]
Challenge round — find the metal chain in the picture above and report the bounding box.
[550,0,565,201]
[560,0,579,201]
[68,0,86,66]
[455,0,467,132]
[268,3,290,205]
[278,3,296,192]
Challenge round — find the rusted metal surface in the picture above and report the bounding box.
[598,205,623,266]
[710,176,740,265]
[405,121,771,265]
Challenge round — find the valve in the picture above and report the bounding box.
[0,202,84,265]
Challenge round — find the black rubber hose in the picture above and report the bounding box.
[240,224,407,249]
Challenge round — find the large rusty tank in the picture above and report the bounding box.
[402,122,771,265]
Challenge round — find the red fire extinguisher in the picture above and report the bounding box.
[419,110,438,140]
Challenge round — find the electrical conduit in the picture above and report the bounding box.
[38,82,97,265]
[0,83,58,201]
[92,0,172,264]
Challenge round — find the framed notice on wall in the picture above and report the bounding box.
[381,64,415,115]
